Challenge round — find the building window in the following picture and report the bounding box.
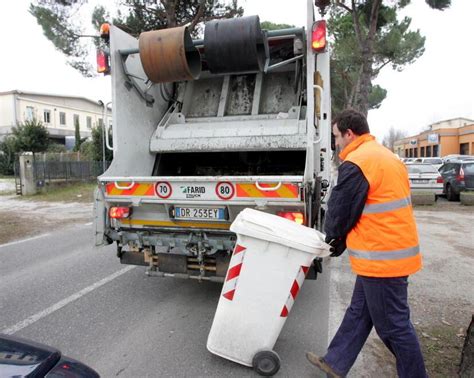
[73,114,80,128]
[413,148,418,158]
[426,146,431,157]
[86,116,92,129]
[59,112,66,126]
[460,143,469,155]
[26,106,34,121]
[420,147,425,157]
[98,118,103,127]
[405,149,409,158]
[43,110,51,124]
[432,145,439,157]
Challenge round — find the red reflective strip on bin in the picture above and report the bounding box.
[222,244,246,301]
[280,265,309,317]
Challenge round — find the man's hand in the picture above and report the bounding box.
[325,237,347,257]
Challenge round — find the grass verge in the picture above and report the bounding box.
[19,182,96,203]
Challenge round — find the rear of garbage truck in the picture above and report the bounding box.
[94,0,332,282]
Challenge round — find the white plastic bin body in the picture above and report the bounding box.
[207,209,331,367]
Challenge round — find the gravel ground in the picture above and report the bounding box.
[0,194,92,244]
[328,204,474,377]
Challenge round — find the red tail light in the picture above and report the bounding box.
[277,211,304,225]
[109,207,131,219]
[456,167,465,183]
[436,176,443,184]
[97,49,110,74]
[312,20,327,52]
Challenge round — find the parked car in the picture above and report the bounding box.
[438,159,474,201]
[412,157,443,170]
[0,334,99,377]
[442,154,474,163]
[405,163,443,196]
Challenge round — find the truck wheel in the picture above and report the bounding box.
[252,350,280,376]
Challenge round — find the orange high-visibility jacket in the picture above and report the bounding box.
[339,134,422,277]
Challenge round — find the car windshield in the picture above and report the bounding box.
[463,163,474,174]
[407,164,438,174]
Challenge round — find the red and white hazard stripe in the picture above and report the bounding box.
[221,244,246,301]
[280,266,309,317]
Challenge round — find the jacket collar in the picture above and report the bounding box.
[339,133,375,161]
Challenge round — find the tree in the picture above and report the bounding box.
[73,117,86,152]
[30,0,244,77]
[382,126,406,151]
[12,119,50,153]
[0,136,17,175]
[260,21,294,31]
[90,125,113,162]
[329,0,451,116]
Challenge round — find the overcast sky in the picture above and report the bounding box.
[1,0,472,141]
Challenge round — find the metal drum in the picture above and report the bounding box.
[204,15,267,74]
[139,26,201,83]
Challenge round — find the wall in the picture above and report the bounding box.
[14,94,111,139]
[0,93,16,137]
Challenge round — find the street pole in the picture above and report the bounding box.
[98,100,106,172]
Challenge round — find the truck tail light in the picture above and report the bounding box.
[97,49,110,74]
[312,20,327,52]
[456,168,465,183]
[109,207,131,219]
[277,211,304,225]
[436,176,443,184]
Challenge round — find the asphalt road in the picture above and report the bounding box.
[0,223,330,377]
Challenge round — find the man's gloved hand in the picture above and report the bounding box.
[325,236,347,257]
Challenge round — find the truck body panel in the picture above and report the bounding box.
[94,2,331,281]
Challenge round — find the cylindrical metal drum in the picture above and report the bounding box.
[204,15,267,74]
[139,26,201,83]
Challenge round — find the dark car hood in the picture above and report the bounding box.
[0,334,99,377]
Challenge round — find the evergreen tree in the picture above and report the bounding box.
[30,0,244,77]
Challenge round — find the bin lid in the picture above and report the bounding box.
[230,208,331,256]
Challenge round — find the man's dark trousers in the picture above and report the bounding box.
[324,275,427,377]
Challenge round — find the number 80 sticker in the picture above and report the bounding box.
[155,181,172,199]
[215,182,235,200]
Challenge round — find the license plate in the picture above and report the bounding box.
[174,206,226,221]
[411,179,428,183]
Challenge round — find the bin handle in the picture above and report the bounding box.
[255,181,282,191]
[114,181,135,190]
[241,220,275,234]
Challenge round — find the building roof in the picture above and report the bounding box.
[429,117,474,127]
[0,89,106,108]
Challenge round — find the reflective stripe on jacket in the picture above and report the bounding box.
[340,134,422,277]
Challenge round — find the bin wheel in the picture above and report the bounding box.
[252,350,281,376]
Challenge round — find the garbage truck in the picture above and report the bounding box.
[94,0,332,283]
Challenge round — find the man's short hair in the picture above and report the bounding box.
[332,109,370,136]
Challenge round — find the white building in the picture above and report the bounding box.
[0,90,112,145]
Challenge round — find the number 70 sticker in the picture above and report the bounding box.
[155,182,172,199]
[215,182,235,200]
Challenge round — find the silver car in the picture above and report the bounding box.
[406,163,443,195]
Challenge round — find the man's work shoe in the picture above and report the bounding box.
[306,352,342,378]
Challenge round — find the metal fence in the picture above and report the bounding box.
[33,159,111,183]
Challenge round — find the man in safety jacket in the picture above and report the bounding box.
[306,109,427,378]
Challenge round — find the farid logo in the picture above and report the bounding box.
[180,186,206,198]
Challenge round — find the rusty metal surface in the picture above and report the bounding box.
[139,26,201,83]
